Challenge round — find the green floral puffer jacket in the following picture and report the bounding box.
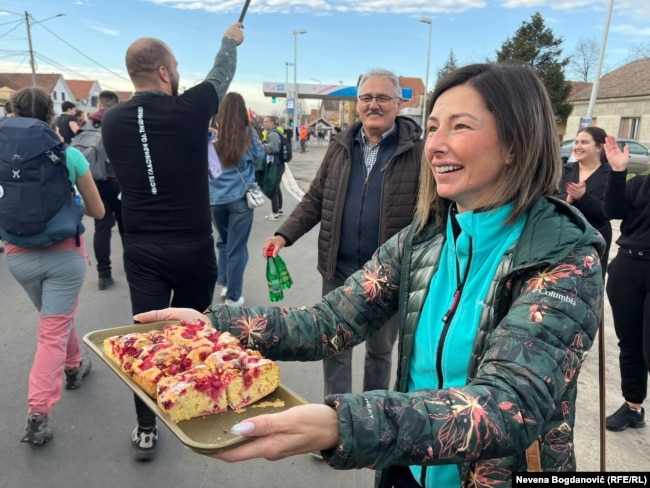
[205,196,605,488]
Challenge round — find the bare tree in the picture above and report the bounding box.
[628,42,650,59]
[568,38,600,82]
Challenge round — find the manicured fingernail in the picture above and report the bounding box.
[231,421,255,436]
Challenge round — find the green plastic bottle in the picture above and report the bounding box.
[274,254,293,289]
[266,247,284,302]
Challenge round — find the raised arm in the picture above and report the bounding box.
[204,23,244,100]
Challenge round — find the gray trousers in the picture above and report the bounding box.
[321,264,399,397]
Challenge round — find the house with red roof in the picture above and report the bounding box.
[566,57,650,146]
[0,73,75,115]
[66,79,102,112]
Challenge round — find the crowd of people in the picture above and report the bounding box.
[1,19,649,487]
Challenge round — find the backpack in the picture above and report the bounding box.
[71,121,113,181]
[271,129,292,164]
[0,117,84,247]
[254,154,279,199]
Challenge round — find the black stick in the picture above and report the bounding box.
[238,0,251,23]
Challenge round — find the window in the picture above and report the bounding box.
[52,92,57,100]
[91,96,98,107]
[619,117,640,140]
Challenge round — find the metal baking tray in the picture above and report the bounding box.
[83,320,307,455]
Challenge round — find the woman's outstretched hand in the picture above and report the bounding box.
[213,404,338,462]
[604,136,629,172]
[133,307,206,324]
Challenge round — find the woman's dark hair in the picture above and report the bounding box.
[415,61,561,231]
[576,126,608,164]
[215,92,252,168]
[11,87,55,124]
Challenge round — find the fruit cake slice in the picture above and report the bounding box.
[157,365,237,422]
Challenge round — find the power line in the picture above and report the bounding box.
[0,20,23,39]
[35,21,130,83]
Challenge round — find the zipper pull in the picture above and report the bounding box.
[442,288,462,324]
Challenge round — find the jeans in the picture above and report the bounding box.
[6,241,87,416]
[124,236,217,428]
[93,179,124,278]
[270,163,285,214]
[210,197,254,301]
[321,263,399,396]
[606,249,650,404]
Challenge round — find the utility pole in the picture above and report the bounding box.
[22,11,66,87]
[25,11,37,87]
[585,0,615,123]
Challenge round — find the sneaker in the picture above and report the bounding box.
[132,426,158,461]
[65,356,92,390]
[606,403,646,431]
[21,413,53,445]
[309,450,324,460]
[219,286,228,298]
[278,209,284,214]
[225,296,245,307]
[98,276,115,290]
[264,213,280,221]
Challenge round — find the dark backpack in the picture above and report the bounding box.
[0,117,84,247]
[71,122,113,181]
[271,129,292,164]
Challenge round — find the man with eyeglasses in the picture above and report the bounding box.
[102,22,244,461]
[262,68,423,459]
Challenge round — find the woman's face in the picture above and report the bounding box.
[573,131,602,164]
[424,84,510,213]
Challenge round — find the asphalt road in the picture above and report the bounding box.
[1,140,648,488]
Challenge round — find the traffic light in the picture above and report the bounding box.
[289,119,294,127]
[271,97,277,103]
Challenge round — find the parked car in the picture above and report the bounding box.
[560,139,575,163]
[563,138,650,174]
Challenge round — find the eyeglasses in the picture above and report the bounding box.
[357,94,400,104]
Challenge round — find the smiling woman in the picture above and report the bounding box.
[133,62,605,488]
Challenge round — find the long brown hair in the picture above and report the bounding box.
[415,62,561,233]
[215,92,252,168]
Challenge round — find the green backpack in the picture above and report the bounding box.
[255,155,279,198]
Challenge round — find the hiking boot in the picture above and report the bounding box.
[98,276,115,290]
[132,426,158,461]
[606,403,646,431]
[65,356,92,390]
[21,413,53,445]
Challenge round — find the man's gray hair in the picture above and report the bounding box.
[358,68,401,98]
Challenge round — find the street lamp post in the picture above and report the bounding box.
[419,17,433,130]
[293,29,307,128]
[285,62,294,88]
[339,80,344,129]
[285,61,294,124]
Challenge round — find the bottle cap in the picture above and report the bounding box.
[266,245,275,257]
